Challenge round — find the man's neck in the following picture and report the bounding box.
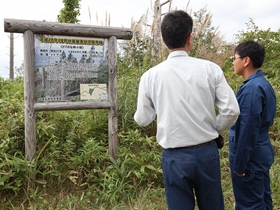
[243,68,258,79]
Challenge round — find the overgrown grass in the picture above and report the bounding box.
[1,5,280,209]
[0,74,279,209]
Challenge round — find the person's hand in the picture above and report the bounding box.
[234,172,245,177]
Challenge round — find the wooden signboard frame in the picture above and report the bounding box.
[4,19,133,160]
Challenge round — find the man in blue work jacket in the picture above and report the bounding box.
[229,40,276,209]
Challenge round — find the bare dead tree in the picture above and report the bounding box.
[152,0,172,64]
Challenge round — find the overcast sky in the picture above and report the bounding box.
[1,0,280,78]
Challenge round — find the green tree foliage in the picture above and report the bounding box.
[235,19,280,78]
[57,0,81,23]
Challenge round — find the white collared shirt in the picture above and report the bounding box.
[134,51,240,148]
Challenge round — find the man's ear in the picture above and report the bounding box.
[186,33,193,52]
[187,33,193,45]
[244,56,251,67]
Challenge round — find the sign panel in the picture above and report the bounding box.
[34,35,108,102]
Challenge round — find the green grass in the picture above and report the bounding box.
[1,13,280,208]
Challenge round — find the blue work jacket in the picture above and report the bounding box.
[229,70,276,174]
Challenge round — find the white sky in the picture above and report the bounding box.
[1,0,280,78]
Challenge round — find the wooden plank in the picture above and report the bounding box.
[24,30,36,161]
[108,36,118,159]
[34,101,111,111]
[4,19,133,40]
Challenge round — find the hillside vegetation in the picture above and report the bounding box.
[0,9,279,210]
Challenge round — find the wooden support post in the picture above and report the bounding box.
[108,36,118,159]
[9,33,14,80]
[24,30,36,161]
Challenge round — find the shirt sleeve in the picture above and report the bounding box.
[215,73,240,133]
[134,74,156,126]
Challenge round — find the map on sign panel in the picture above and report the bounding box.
[80,84,108,101]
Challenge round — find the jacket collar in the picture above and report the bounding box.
[244,70,263,84]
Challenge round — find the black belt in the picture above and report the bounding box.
[186,139,215,148]
[194,139,215,147]
[167,139,215,150]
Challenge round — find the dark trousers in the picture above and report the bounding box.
[230,168,273,210]
[162,140,224,210]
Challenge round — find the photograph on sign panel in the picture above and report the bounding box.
[34,35,109,102]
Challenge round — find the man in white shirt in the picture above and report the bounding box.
[134,10,240,210]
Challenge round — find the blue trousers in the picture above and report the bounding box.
[162,140,224,210]
[230,167,272,210]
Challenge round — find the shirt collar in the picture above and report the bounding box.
[244,69,263,84]
[167,50,189,59]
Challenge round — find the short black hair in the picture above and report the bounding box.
[234,40,265,68]
[161,10,193,49]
